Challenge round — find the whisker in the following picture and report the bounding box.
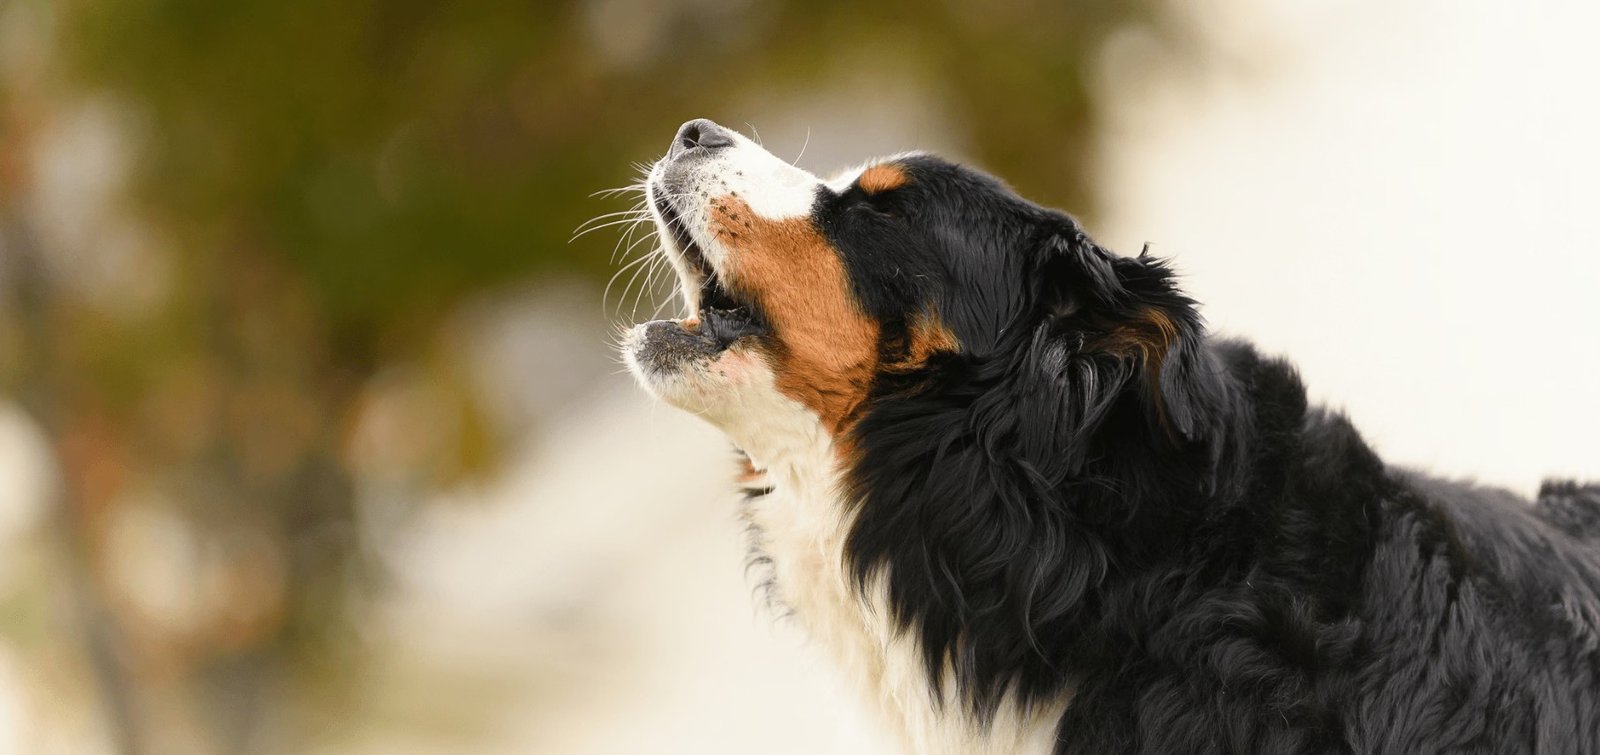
[571,215,653,242]
[615,227,661,265]
[609,215,660,264]
[640,250,678,319]
[590,185,649,198]
[649,260,681,319]
[574,212,650,236]
[608,221,640,265]
[619,251,657,321]
[636,256,669,318]
[618,237,666,316]
[573,205,650,231]
[572,205,649,234]
[639,249,677,316]
[587,169,722,325]
[793,126,812,166]
[603,252,658,313]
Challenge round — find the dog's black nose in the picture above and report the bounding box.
[670,119,735,158]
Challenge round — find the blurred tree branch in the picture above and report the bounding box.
[3,203,143,754]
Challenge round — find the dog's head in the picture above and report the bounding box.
[621,119,1232,475]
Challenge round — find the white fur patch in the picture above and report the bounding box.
[742,409,1068,754]
[646,128,819,281]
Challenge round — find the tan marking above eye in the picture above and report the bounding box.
[708,196,880,438]
[857,164,909,194]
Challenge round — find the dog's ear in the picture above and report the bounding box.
[996,227,1234,478]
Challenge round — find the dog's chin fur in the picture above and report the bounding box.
[621,120,1600,754]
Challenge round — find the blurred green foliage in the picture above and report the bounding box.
[61,0,1174,348]
[5,1,1185,751]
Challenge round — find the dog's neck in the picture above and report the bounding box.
[734,430,1070,754]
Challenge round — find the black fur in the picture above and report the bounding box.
[820,156,1600,753]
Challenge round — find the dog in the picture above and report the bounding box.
[618,118,1600,754]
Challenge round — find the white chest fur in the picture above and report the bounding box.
[738,437,1066,755]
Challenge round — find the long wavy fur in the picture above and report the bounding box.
[830,156,1600,753]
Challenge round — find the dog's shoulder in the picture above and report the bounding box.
[1534,480,1600,543]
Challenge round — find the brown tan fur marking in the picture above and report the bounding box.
[858,164,909,194]
[908,312,959,360]
[709,196,880,434]
[1091,307,1181,433]
[890,311,960,370]
[1102,307,1178,370]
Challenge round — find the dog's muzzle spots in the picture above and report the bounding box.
[631,319,722,375]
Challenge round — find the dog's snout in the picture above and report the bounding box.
[670,118,735,158]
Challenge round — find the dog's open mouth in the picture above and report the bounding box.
[653,195,769,350]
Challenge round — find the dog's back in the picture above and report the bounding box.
[1342,473,1600,753]
[1536,482,1600,544]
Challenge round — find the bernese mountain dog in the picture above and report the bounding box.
[619,118,1600,754]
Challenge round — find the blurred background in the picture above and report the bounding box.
[1,0,1597,752]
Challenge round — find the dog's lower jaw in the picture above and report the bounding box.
[731,396,1067,754]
